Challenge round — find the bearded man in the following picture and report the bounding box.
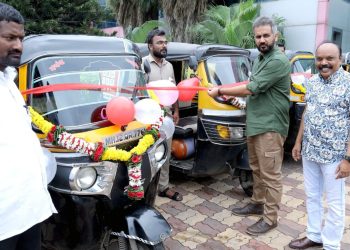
[208,16,290,235]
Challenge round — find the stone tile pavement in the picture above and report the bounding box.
[155,156,350,250]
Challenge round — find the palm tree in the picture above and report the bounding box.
[108,0,207,42]
[160,0,207,42]
[108,0,158,30]
[191,0,260,48]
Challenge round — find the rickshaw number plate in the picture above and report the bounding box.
[103,128,145,146]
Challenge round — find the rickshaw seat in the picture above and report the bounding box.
[173,116,197,139]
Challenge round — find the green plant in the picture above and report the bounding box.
[191,0,260,48]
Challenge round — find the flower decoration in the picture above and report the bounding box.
[29,106,164,200]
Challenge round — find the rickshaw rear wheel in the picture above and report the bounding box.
[238,169,253,197]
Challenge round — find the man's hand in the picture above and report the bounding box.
[207,87,220,98]
[335,160,350,179]
[292,142,302,161]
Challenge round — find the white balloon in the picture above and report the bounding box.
[134,98,162,124]
[42,147,57,184]
[160,116,175,139]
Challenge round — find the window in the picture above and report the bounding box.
[332,28,343,48]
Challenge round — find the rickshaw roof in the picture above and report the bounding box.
[137,42,250,61]
[248,48,314,61]
[20,35,141,64]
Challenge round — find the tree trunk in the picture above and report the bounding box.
[160,0,207,42]
[110,0,159,30]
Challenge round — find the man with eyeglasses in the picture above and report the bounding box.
[143,29,182,201]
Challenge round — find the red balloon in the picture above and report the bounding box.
[177,78,200,102]
[106,96,135,125]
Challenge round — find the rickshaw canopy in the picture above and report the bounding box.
[137,42,250,61]
[20,35,142,65]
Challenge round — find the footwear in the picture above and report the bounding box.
[158,187,183,201]
[246,218,277,235]
[232,203,264,217]
[288,237,323,249]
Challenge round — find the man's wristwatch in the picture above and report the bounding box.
[344,155,350,162]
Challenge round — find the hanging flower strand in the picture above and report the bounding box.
[29,106,163,200]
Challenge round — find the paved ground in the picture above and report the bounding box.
[155,155,350,250]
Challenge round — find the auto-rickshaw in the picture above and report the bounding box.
[249,49,316,152]
[342,52,350,72]
[18,35,171,250]
[138,43,253,196]
[285,50,316,151]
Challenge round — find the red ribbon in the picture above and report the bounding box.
[21,81,249,95]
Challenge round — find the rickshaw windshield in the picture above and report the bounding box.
[30,55,147,129]
[292,58,316,74]
[206,56,250,86]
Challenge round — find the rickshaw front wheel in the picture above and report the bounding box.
[238,169,253,197]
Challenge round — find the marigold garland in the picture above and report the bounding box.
[29,106,163,200]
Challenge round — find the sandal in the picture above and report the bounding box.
[158,187,183,201]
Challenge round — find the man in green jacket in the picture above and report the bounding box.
[208,16,290,235]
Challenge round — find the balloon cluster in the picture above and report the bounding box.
[106,97,161,126]
[105,77,200,126]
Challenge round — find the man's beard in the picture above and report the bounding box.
[1,51,22,67]
[153,49,167,59]
[257,43,274,54]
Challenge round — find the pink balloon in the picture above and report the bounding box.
[106,96,135,125]
[177,78,200,102]
[148,80,179,106]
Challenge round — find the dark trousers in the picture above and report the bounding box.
[0,223,41,250]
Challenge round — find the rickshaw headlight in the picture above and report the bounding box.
[76,167,97,190]
[217,125,244,139]
[217,125,230,139]
[155,143,166,161]
[229,127,244,139]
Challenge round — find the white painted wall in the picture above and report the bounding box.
[328,0,350,52]
[259,0,319,52]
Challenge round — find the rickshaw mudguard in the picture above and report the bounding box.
[122,204,172,244]
[235,148,250,170]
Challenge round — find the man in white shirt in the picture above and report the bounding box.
[0,3,56,250]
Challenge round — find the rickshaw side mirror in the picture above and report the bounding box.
[188,56,198,72]
[143,59,151,74]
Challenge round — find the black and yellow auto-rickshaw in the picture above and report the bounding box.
[285,50,316,151]
[138,42,253,196]
[18,35,171,250]
[249,49,316,152]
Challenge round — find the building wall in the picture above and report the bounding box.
[328,0,350,52]
[259,0,319,53]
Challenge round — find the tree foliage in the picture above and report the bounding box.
[127,20,167,43]
[2,0,107,35]
[191,0,260,48]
